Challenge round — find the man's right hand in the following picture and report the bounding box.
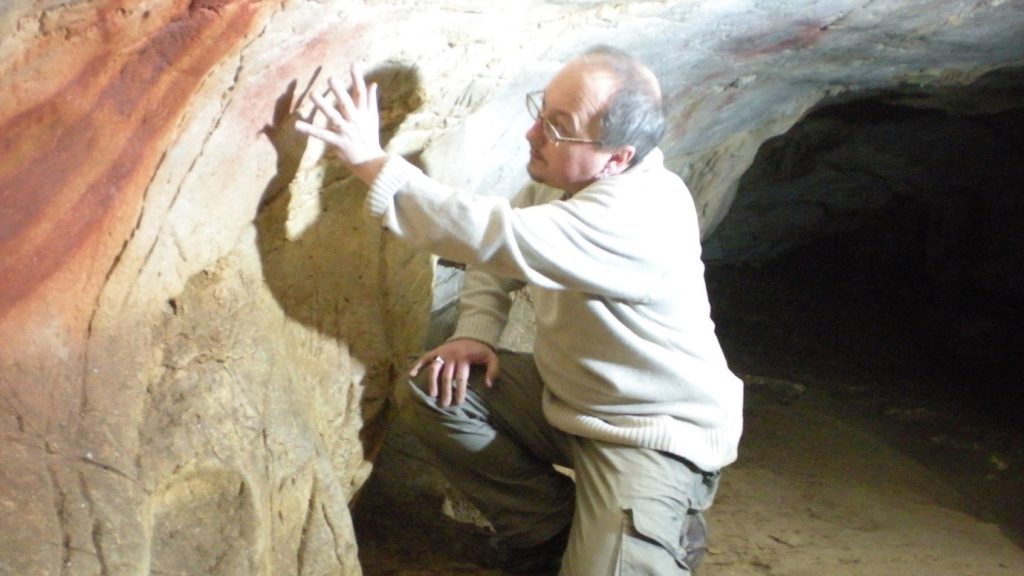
[295,64,388,186]
[409,338,500,407]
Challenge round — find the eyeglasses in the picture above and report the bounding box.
[525,91,603,146]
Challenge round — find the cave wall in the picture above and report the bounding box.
[1,0,1022,573]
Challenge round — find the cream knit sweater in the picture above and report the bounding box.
[367,149,743,471]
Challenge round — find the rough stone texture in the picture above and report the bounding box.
[0,2,431,574]
[1,0,1023,574]
[704,67,1024,264]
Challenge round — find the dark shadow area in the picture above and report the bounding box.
[255,62,425,329]
[254,62,426,464]
[704,65,1024,546]
[352,414,500,575]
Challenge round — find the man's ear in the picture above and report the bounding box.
[601,145,636,177]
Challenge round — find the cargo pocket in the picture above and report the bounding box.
[616,501,688,575]
[680,512,709,572]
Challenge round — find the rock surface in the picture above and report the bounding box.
[1,1,1022,574]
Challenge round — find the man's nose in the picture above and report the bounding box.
[526,117,545,144]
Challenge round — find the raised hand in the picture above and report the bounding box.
[295,64,388,184]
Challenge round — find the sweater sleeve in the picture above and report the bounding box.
[363,152,690,302]
[450,266,525,347]
[365,154,422,220]
[368,156,526,347]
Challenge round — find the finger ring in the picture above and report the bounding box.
[433,356,445,365]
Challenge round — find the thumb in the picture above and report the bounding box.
[484,356,500,387]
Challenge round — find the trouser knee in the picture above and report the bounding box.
[396,368,493,456]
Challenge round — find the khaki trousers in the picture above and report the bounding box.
[400,350,720,575]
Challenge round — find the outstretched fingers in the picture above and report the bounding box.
[294,118,340,147]
[348,63,367,109]
[309,90,345,128]
[328,75,357,120]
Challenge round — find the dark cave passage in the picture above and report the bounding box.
[704,65,1024,543]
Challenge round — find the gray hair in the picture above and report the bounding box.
[581,46,666,166]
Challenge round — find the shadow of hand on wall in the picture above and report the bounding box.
[254,63,429,454]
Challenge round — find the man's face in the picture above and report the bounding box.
[525,62,617,195]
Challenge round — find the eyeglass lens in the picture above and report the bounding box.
[527,93,560,142]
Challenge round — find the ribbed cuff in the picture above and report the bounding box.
[365,155,420,220]
[449,315,504,348]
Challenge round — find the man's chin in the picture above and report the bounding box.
[526,163,544,184]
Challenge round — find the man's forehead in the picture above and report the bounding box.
[540,92,575,120]
[544,68,616,118]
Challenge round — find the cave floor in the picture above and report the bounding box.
[352,260,1024,575]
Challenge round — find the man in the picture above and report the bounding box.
[297,46,743,575]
